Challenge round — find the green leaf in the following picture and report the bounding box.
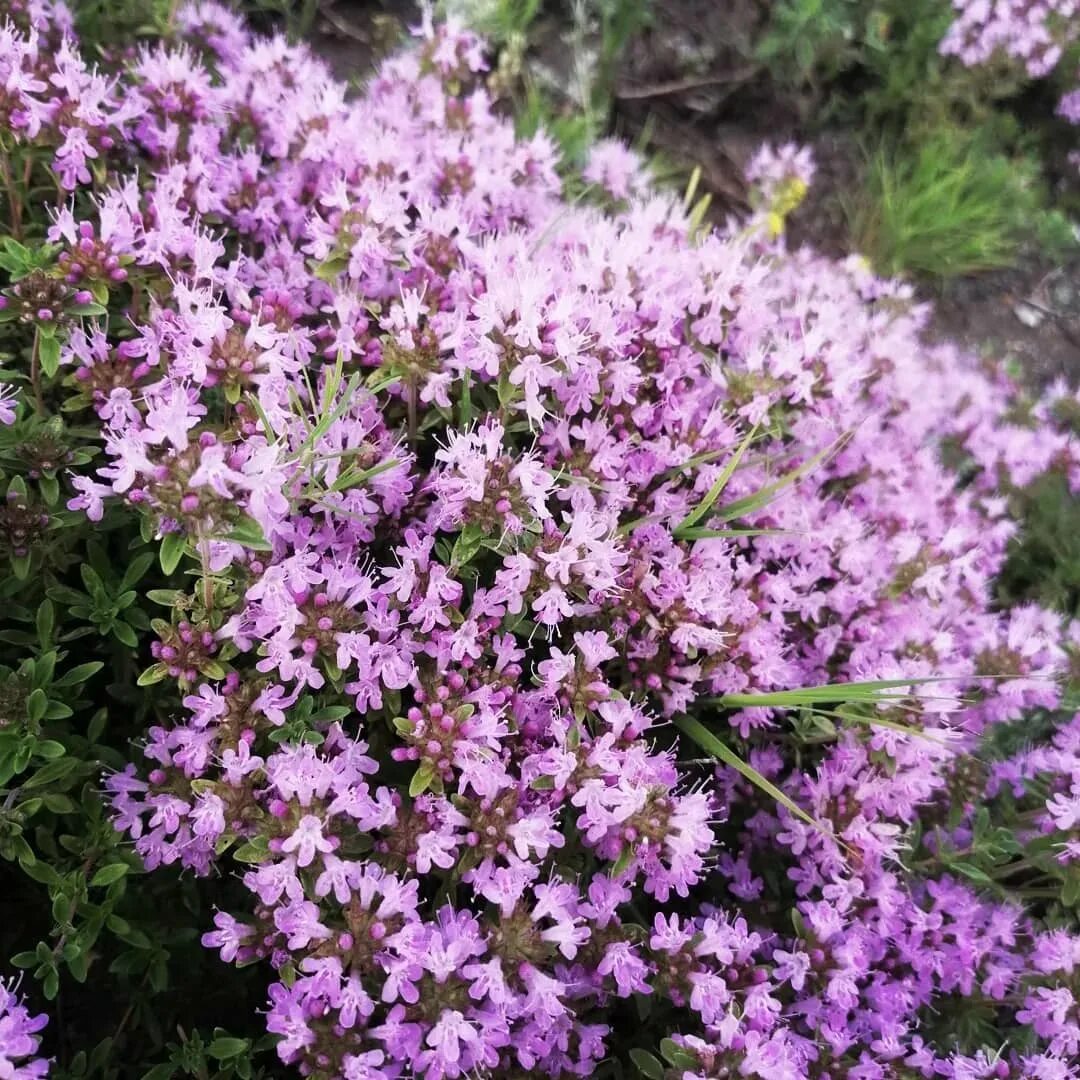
[87,709,107,743]
[68,302,108,317]
[79,565,106,600]
[245,392,279,443]
[309,705,351,722]
[106,915,151,948]
[146,589,181,607]
[48,584,89,606]
[27,687,48,723]
[0,237,31,271]
[1062,874,1080,908]
[312,255,349,283]
[206,1038,250,1060]
[159,532,187,575]
[42,793,77,814]
[35,600,54,648]
[948,861,995,888]
[225,515,271,551]
[38,474,59,505]
[409,760,437,797]
[136,663,168,687]
[53,662,104,687]
[120,551,156,590]
[22,756,78,788]
[629,1049,664,1080]
[324,457,400,494]
[34,651,57,687]
[233,836,270,864]
[38,333,61,377]
[90,863,129,887]
[611,845,635,876]
[67,948,89,983]
[659,1039,698,1070]
[450,523,486,568]
[807,704,947,745]
[19,859,60,885]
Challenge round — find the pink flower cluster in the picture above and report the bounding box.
[940,0,1079,79]
[744,142,817,198]
[5,0,1080,1076]
[0,979,48,1080]
[939,0,1080,130]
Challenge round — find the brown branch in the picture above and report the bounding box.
[615,65,760,101]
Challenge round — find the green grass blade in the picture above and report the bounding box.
[712,430,852,524]
[709,676,942,709]
[293,369,361,461]
[683,164,702,211]
[675,422,760,535]
[808,705,951,746]
[459,371,473,428]
[675,715,841,844]
[245,392,279,445]
[676,527,791,541]
[324,458,400,494]
[661,448,728,479]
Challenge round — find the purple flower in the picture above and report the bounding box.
[0,386,18,426]
[0,978,49,1080]
[12,3,1070,1075]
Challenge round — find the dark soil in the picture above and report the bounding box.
[300,0,1080,386]
[302,0,414,81]
[927,260,1080,385]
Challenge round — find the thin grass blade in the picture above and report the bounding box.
[675,715,842,845]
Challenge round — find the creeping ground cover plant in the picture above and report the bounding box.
[941,0,1080,168]
[4,2,1080,1078]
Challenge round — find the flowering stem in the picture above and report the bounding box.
[406,374,418,446]
[0,150,23,240]
[991,856,1040,879]
[174,1027,210,1080]
[109,970,152,1050]
[30,328,46,416]
[51,855,97,961]
[198,531,213,612]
